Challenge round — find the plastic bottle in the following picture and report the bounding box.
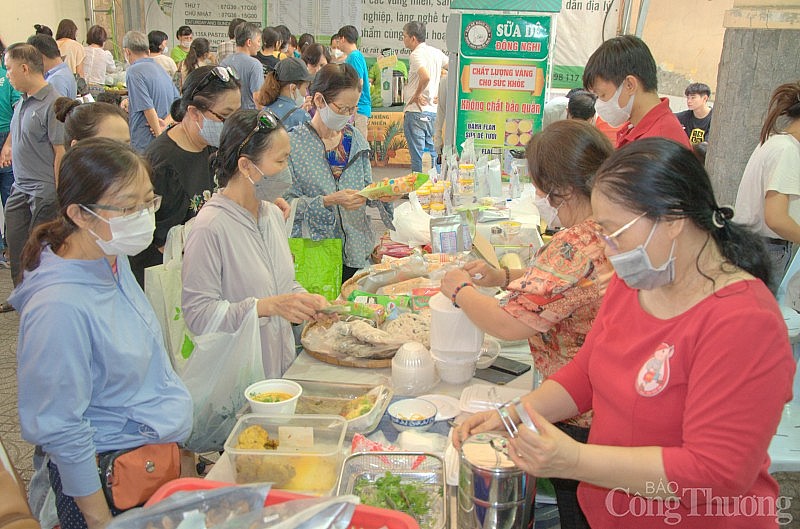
[421,152,433,174]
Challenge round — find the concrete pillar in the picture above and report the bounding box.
[705,1,800,206]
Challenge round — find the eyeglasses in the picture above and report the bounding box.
[88,195,162,217]
[204,107,228,122]
[328,100,357,115]
[189,66,239,101]
[237,109,280,158]
[596,212,647,251]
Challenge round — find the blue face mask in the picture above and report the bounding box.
[197,117,224,147]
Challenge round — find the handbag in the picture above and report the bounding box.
[96,443,180,511]
[286,199,343,301]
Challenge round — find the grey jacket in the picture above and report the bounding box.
[181,193,304,378]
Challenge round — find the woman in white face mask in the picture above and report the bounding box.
[256,57,313,131]
[178,37,212,90]
[128,65,241,287]
[181,109,327,379]
[9,138,193,529]
[454,138,794,529]
[285,63,396,282]
[441,120,615,529]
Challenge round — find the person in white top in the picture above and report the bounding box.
[148,30,179,78]
[734,80,800,291]
[83,25,116,89]
[402,21,447,173]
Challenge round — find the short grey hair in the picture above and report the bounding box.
[403,21,426,43]
[122,31,149,53]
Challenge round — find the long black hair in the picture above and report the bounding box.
[592,138,771,286]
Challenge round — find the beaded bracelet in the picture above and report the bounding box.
[502,266,511,288]
[451,282,473,308]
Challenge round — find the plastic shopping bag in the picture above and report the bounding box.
[181,306,264,453]
[288,237,343,301]
[286,199,343,301]
[144,223,195,374]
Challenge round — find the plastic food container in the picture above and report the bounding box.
[415,187,431,206]
[223,414,347,494]
[430,184,445,203]
[429,203,446,217]
[458,178,475,195]
[337,452,446,529]
[146,478,419,529]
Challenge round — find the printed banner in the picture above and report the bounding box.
[146,0,266,49]
[455,14,552,158]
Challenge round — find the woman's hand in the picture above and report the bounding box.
[440,268,473,299]
[463,260,505,287]
[273,197,291,220]
[507,402,581,479]
[453,409,506,450]
[259,293,328,323]
[324,189,367,210]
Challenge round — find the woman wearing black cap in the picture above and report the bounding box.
[256,57,312,130]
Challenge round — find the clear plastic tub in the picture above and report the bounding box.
[223,414,347,494]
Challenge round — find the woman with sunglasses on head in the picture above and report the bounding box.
[128,65,241,287]
[441,120,614,529]
[286,63,395,282]
[10,138,192,529]
[182,109,327,378]
[454,138,795,529]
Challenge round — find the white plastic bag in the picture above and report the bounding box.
[144,221,194,374]
[390,200,431,247]
[181,306,264,453]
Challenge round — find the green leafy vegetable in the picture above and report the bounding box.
[354,471,433,519]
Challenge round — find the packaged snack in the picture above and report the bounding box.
[358,173,429,200]
[410,287,440,311]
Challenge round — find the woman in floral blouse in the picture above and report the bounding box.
[129,66,240,286]
[441,120,615,529]
[286,63,394,282]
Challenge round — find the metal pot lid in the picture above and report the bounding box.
[461,432,516,470]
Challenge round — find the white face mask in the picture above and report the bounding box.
[81,206,155,256]
[197,117,223,147]
[319,95,351,132]
[594,84,635,128]
[534,193,562,229]
[292,86,306,108]
[162,45,169,55]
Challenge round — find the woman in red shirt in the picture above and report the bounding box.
[455,138,795,528]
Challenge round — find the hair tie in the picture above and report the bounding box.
[712,205,734,229]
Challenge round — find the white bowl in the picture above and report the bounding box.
[245,379,302,414]
[387,398,438,432]
[476,337,501,369]
[431,351,477,385]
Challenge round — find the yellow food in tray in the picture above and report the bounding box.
[358,173,429,200]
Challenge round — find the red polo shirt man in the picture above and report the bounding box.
[583,35,689,149]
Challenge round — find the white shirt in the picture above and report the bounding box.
[404,42,447,113]
[734,133,800,238]
[82,46,116,85]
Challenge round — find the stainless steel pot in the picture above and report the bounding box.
[391,71,406,106]
[457,432,535,529]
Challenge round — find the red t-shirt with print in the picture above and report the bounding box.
[550,275,795,528]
